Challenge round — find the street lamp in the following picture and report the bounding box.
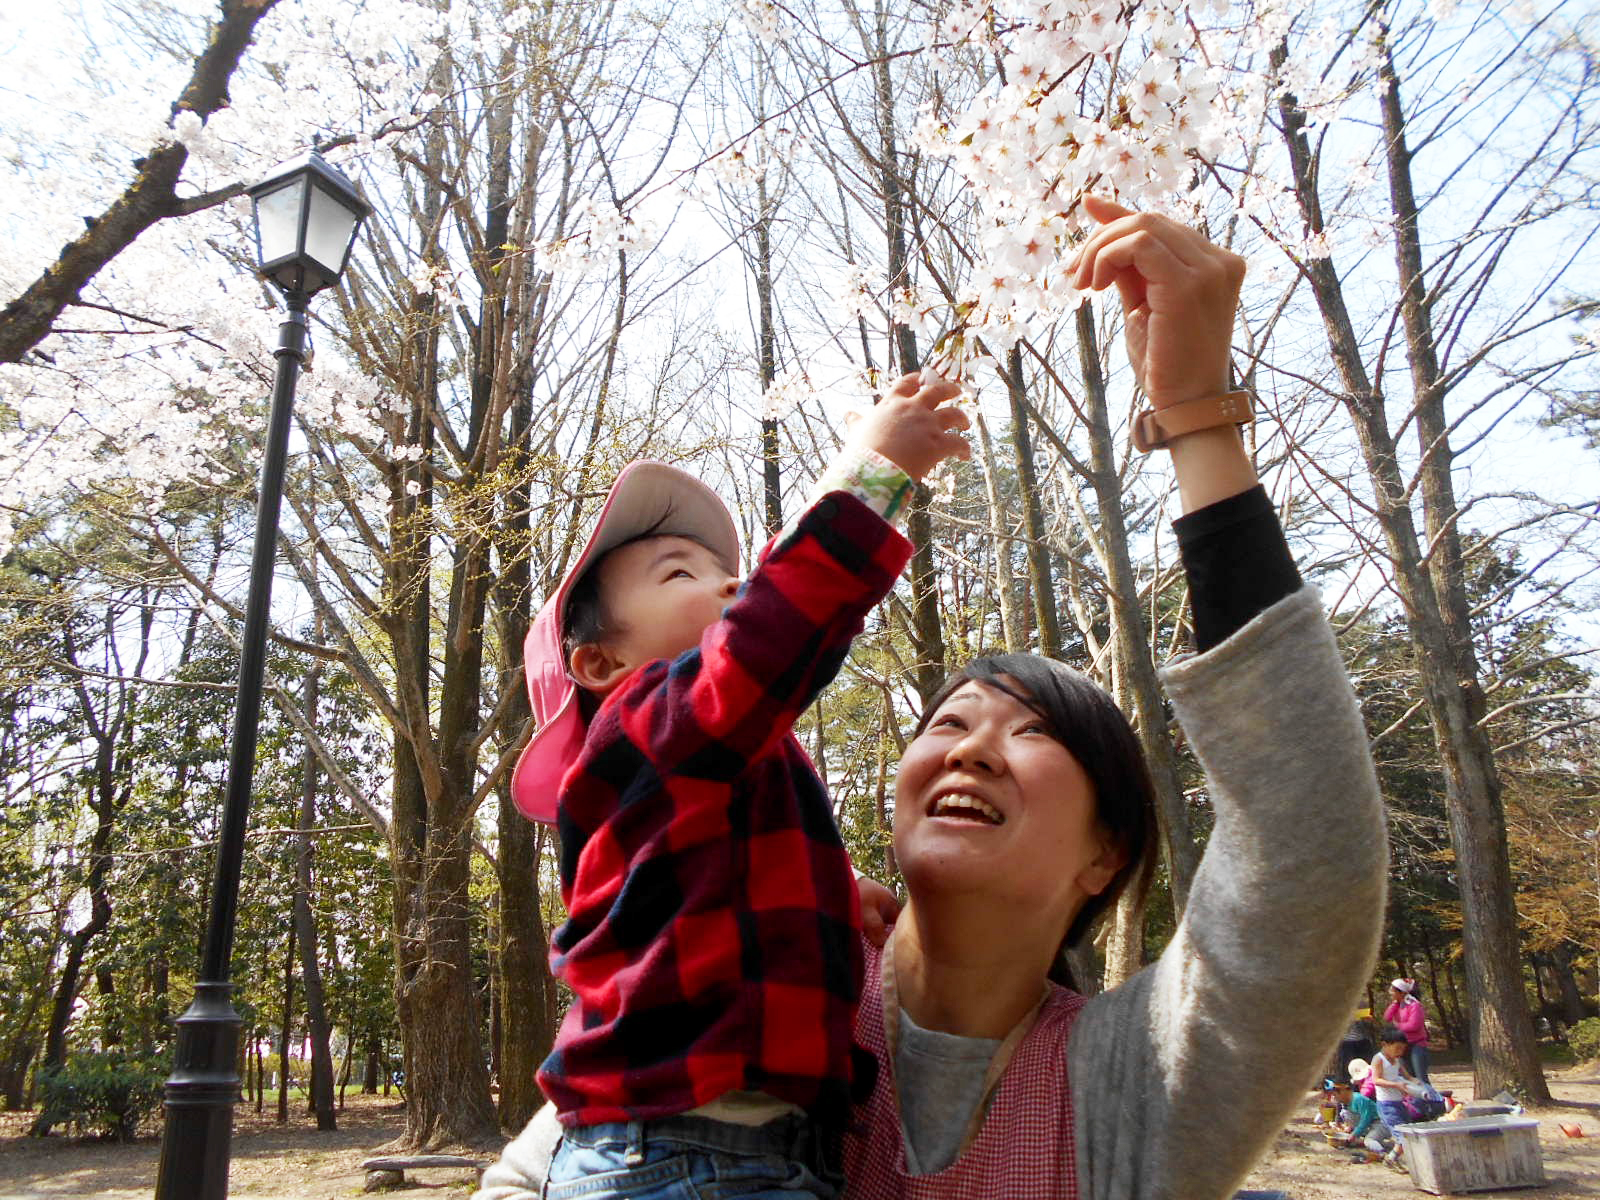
[155,149,369,1200]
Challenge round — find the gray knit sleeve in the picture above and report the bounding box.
[1068,587,1386,1200]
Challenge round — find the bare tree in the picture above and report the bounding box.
[1255,0,1599,1098]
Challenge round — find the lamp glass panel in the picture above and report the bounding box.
[253,179,306,266]
[304,184,360,276]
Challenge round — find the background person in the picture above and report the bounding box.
[1384,977,1431,1082]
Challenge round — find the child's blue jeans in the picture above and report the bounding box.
[543,1112,843,1200]
[1377,1099,1411,1131]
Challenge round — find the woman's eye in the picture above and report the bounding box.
[931,714,964,730]
[666,568,692,580]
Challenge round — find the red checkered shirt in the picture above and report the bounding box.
[539,492,912,1127]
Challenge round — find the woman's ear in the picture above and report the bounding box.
[569,641,629,696]
[1074,836,1129,898]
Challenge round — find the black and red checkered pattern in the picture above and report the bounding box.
[539,493,913,1127]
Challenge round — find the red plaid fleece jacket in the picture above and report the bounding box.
[539,492,912,1127]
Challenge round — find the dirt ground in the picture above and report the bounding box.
[2,1063,1599,1198]
[1234,1061,1600,1199]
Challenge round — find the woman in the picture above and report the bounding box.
[1384,978,1431,1082]
[476,198,1386,1200]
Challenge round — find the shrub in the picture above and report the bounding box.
[1569,1017,1600,1063]
[37,1051,166,1141]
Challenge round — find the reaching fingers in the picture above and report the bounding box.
[1072,195,1232,286]
[1076,227,1186,297]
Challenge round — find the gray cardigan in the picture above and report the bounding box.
[1070,586,1387,1199]
[477,587,1387,1200]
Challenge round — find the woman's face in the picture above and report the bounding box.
[1390,986,1404,1002]
[893,677,1124,922]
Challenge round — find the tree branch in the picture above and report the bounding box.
[0,0,282,364]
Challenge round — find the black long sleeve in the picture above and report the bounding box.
[1173,485,1302,652]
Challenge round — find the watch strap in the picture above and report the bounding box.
[1132,389,1254,452]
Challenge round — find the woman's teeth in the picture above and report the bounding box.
[932,793,1004,825]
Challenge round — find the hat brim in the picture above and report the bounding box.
[507,461,740,823]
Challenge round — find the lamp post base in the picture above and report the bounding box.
[154,982,241,1200]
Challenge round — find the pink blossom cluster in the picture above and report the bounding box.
[533,198,659,274]
[909,0,1228,349]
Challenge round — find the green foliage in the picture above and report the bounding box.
[36,1051,167,1140]
[1568,1017,1600,1063]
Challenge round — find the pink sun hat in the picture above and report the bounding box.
[508,461,741,823]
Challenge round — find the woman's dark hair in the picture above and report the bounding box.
[912,653,1157,989]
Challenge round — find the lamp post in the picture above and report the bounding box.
[155,149,369,1200]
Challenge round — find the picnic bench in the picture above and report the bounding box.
[362,1154,487,1191]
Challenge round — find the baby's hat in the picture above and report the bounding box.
[508,461,739,823]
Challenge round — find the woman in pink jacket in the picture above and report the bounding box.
[1384,979,1431,1082]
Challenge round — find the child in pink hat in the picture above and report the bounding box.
[509,372,970,1200]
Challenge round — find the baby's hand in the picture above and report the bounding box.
[855,873,901,948]
[845,371,971,481]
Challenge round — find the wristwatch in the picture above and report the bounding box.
[1131,389,1255,452]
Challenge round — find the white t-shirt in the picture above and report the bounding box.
[1370,1049,1408,1100]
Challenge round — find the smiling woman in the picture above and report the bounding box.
[476,199,1387,1200]
[896,657,1153,975]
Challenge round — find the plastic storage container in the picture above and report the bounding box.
[1393,1114,1546,1195]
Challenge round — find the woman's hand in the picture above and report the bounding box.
[1071,195,1245,410]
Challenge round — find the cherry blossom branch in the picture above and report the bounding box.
[0,0,284,364]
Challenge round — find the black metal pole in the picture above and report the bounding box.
[155,293,309,1200]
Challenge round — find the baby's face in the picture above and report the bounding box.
[594,534,740,677]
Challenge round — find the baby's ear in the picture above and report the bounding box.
[569,641,629,695]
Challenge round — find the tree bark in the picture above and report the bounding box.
[756,171,783,537]
[292,651,337,1130]
[1074,307,1198,911]
[381,85,499,1149]
[972,410,1023,652]
[278,925,295,1123]
[872,19,943,704]
[1276,41,1547,1099]
[1006,346,1063,660]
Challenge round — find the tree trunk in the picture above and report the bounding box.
[30,768,117,1133]
[873,25,943,704]
[756,171,783,536]
[1074,307,1198,911]
[1006,346,1063,660]
[338,1026,354,1110]
[1552,943,1591,1026]
[382,95,499,1148]
[972,410,1023,652]
[1103,888,1145,988]
[495,803,554,1132]
[278,925,295,1123]
[292,652,337,1130]
[1276,42,1547,1100]
[0,1034,39,1111]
